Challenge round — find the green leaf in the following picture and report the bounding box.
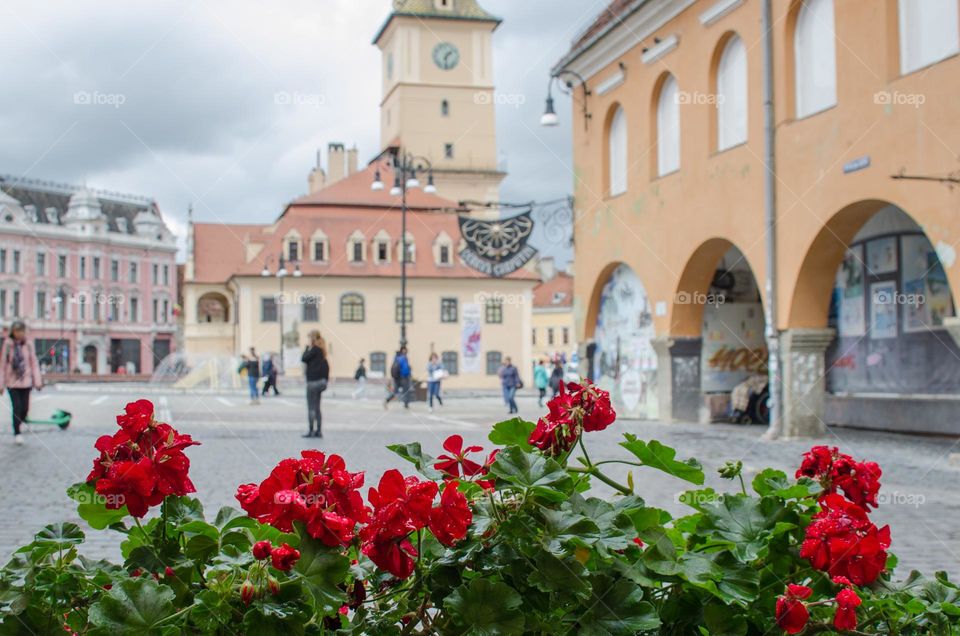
[292,531,349,615]
[540,508,601,554]
[67,482,129,530]
[163,496,205,525]
[445,578,525,635]
[698,495,785,562]
[576,575,659,635]
[704,603,747,636]
[529,551,590,598]
[620,436,704,485]
[32,522,84,551]
[387,442,443,479]
[488,418,535,450]
[489,446,572,502]
[752,469,819,499]
[87,577,177,634]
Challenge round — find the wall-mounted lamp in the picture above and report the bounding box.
[540,69,592,131]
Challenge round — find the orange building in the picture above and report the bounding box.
[553,0,960,435]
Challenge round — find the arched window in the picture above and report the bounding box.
[197,292,229,323]
[656,75,680,176]
[898,0,959,74]
[607,105,627,196]
[716,35,748,150]
[340,293,365,322]
[794,0,836,118]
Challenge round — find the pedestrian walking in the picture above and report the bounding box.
[549,359,564,397]
[534,359,549,407]
[241,347,261,404]
[301,331,329,438]
[0,321,43,445]
[427,353,445,411]
[261,354,280,396]
[498,356,522,415]
[352,358,367,399]
[384,347,412,409]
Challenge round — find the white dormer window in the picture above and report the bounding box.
[284,230,302,262]
[311,230,329,262]
[348,230,366,263]
[373,230,392,264]
[552,291,568,305]
[45,207,59,224]
[24,205,37,223]
[116,217,128,233]
[434,231,454,266]
[397,232,415,264]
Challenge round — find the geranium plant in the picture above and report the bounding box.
[1,384,958,634]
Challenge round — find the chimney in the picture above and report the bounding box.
[327,142,346,185]
[346,146,358,176]
[307,149,326,194]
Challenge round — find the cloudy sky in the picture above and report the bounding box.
[0,0,611,266]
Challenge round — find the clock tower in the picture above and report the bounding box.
[373,0,505,205]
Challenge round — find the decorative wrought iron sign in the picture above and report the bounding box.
[458,209,537,277]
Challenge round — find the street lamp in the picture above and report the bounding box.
[371,149,436,347]
[261,254,302,372]
[541,68,592,130]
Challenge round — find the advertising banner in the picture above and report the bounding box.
[461,303,482,374]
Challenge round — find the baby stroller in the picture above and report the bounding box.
[730,375,769,425]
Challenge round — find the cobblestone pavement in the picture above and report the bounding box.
[1,384,958,578]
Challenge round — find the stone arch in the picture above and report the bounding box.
[197,291,230,323]
[584,260,626,340]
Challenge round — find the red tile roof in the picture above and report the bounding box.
[533,273,573,308]
[191,163,538,284]
[570,0,637,52]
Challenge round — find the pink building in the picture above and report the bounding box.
[0,176,178,375]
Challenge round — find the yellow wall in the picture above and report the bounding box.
[531,308,576,364]
[566,0,960,341]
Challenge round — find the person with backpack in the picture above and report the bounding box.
[352,358,367,399]
[0,321,43,445]
[261,354,280,396]
[549,359,564,397]
[498,356,522,415]
[301,331,329,438]
[384,346,412,409]
[534,359,549,407]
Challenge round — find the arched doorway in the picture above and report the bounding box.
[588,263,658,419]
[673,240,766,423]
[198,292,230,323]
[83,344,98,374]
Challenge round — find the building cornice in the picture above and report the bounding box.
[0,224,177,253]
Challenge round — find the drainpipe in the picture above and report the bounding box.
[761,0,783,440]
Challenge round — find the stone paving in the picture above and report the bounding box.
[1,383,958,578]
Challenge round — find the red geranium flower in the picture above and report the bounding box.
[775,584,812,634]
[527,379,617,455]
[434,435,484,478]
[797,445,882,510]
[428,482,472,546]
[833,587,861,631]
[800,494,890,585]
[252,540,272,561]
[270,543,301,571]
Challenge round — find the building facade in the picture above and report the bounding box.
[183,162,536,388]
[531,272,576,365]
[556,0,960,435]
[0,176,179,375]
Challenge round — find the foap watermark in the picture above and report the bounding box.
[873,90,925,108]
[675,489,721,507]
[72,489,126,508]
[675,90,724,106]
[474,291,526,306]
[73,90,126,109]
[274,91,325,107]
[675,291,725,307]
[474,92,526,108]
[876,491,926,509]
[872,289,924,306]
[71,291,127,306]
[272,291,326,306]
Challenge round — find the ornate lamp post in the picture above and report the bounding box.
[261,255,301,372]
[541,68,592,130]
[371,150,437,347]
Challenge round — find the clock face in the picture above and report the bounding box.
[432,42,460,70]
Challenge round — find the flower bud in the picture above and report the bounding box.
[240,579,256,606]
[252,540,273,561]
[267,576,281,596]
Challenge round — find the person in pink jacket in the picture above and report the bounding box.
[0,321,43,445]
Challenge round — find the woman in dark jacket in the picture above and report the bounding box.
[301,330,329,438]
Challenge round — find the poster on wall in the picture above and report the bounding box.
[835,245,866,337]
[592,265,658,419]
[901,234,955,331]
[870,281,898,339]
[461,303,482,373]
[701,302,767,392]
[866,237,897,275]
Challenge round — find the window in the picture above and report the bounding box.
[36,290,46,319]
[0,290,5,317]
[441,297,458,323]
[377,241,389,263]
[441,99,450,116]
[340,293,365,322]
[12,250,21,274]
[36,252,46,276]
[288,240,299,262]
[899,0,959,74]
[163,300,169,323]
[486,351,502,375]
[485,298,503,324]
[439,244,450,265]
[92,256,100,279]
[531,328,537,346]
[656,74,681,176]
[0,249,5,273]
[261,296,278,322]
[57,254,67,278]
[92,293,100,321]
[562,327,570,345]
[153,298,158,323]
[129,297,139,322]
[12,290,19,317]
[152,263,158,284]
[302,296,320,322]
[548,327,555,346]
[442,351,458,375]
[313,240,326,262]
[444,143,454,159]
[56,294,66,320]
[794,0,836,118]
[129,261,138,283]
[163,265,169,285]
[607,105,627,195]
[351,241,364,262]
[370,351,387,374]
[716,35,748,150]
[79,295,86,320]
[111,259,119,282]
[109,297,120,322]
[395,297,413,323]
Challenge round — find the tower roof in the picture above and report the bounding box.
[374,0,501,44]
